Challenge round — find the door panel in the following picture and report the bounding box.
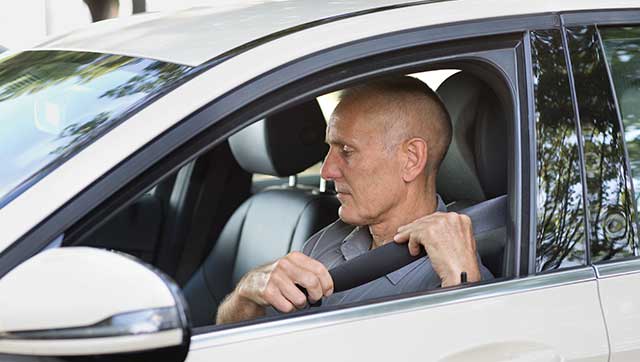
[584,24,640,362]
[187,273,608,361]
[596,261,640,361]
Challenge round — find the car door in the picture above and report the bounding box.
[184,17,609,362]
[573,21,640,361]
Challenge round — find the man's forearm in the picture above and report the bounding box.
[216,291,266,325]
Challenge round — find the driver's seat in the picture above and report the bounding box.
[183,100,339,327]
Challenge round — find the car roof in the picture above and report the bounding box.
[34,0,637,67]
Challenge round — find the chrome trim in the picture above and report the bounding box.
[594,258,640,278]
[0,307,181,340]
[190,267,595,350]
[288,175,297,187]
[319,178,327,193]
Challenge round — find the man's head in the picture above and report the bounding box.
[320,76,452,226]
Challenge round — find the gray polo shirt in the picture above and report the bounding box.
[300,197,493,306]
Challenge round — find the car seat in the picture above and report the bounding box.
[183,100,340,327]
[436,72,509,277]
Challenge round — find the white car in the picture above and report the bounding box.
[1,1,640,361]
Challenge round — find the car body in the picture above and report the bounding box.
[1,1,640,361]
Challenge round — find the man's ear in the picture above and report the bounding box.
[402,137,428,183]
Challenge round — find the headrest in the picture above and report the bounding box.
[436,72,507,203]
[229,100,328,177]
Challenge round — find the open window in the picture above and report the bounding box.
[55,33,522,332]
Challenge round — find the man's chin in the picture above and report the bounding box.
[338,207,367,226]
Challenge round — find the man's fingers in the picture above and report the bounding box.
[263,283,296,313]
[279,255,325,303]
[393,228,423,256]
[272,273,308,309]
[294,273,324,303]
[307,260,334,296]
[407,235,423,256]
[289,252,334,296]
[393,230,410,243]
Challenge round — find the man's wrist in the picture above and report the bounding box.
[217,290,265,324]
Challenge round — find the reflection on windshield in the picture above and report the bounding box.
[0,51,193,208]
[567,26,637,262]
[531,30,587,271]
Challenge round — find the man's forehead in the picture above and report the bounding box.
[328,100,393,145]
[325,114,352,144]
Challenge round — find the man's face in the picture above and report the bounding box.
[320,99,405,226]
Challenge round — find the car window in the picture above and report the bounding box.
[51,29,519,331]
[567,26,638,263]
[531,30,587,272]
[601,26,640,258]
[0,50,193,208]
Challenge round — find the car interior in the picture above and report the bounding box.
[64,67,510,328]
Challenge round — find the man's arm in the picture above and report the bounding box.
[393,212,480,287]
[216,252,334,325]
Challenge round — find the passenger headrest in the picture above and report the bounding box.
[436,72,507,203]
[229,100,328,177]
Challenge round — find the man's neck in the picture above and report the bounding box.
[368,182,438,249]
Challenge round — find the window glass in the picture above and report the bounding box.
[531,30,587,271]
[0,50,193,208]
[601,26,640,214]
[567,26,637,262]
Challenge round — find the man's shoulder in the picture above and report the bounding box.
[301,219,355,256]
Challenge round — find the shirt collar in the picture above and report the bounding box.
[338,194,446,284]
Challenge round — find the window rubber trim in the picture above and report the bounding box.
[559,18,593,266]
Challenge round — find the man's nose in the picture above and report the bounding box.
[320,149,341,181]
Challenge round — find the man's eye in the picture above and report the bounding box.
[341,145,354,156]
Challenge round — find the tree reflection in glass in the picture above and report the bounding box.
[567,26,637,262]
[0,51,193,207]
[532,30,587,271]
[600,26,640,258]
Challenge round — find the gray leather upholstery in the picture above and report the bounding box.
[436,72,507,205]
[229,100,328,177]
[184,100,339,326]
[436,72,509,276]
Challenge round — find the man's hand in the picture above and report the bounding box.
[393,212,481,287]
[216,252,333,324]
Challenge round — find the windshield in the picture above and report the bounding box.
[0,51,193,208]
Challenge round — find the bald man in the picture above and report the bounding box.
[216,76,493,324]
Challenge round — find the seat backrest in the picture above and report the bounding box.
[436,72,509,276]
[436,72,507,207]
[184,100,339,326]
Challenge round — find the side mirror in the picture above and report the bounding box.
[0,247,190,361]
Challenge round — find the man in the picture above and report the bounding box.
[216,76,492,324]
